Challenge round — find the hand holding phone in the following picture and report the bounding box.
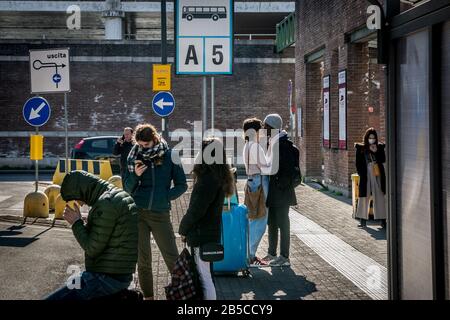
[135,160,147,177]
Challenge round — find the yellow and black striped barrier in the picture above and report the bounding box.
[52,159,113,185]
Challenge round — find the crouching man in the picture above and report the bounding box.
[45,171,138,300]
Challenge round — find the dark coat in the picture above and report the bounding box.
[355,143,386,197]
[123,150,188,212]
[113,140,134,176]
[60,171,138,275]
[266,135,298,208]
[178,173,225,248]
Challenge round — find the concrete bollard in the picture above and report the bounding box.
[44,184,61,211]
[351,173,359,218]
[107,175,123,189]
[54,194,76,220]
[23,191,49,218]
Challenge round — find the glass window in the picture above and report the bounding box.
[218,7,226,12]
[211,7,217,12]
[195,7,202,13]
[396,29,433,299]
[442,20,450,299]
[91,139,109,150]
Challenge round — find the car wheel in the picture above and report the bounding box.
[212,15,219,21]
[187,15,193,21]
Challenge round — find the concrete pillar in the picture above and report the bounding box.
[102,0,124,40]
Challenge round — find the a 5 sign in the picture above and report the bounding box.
[176,0,233,75]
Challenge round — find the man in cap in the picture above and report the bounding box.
[261,114,298,267]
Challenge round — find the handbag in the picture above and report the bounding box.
[243,145,267,220]
[200,242,224,262]
[199,221,225,262]
[372,163,381,177]
[165,247,203,300]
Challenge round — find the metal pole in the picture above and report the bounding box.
[288,79,294,140]
[202,76,207,132]
[211,77,215,133]
[161,0,168,141]
[35,127,39,192]
[64,92,68,173]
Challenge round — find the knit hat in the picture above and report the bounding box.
[263,114,283,130]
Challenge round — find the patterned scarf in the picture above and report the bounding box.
[127,138,169,173]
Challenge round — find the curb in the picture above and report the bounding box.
[0,215,70,229]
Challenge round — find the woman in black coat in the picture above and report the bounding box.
[179,137,235,300]
[355,128,387,228]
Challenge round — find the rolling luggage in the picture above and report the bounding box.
[213,194,250,277]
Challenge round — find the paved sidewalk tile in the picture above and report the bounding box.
[144,180,384,300]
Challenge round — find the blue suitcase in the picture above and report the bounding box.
[213,196,250,276]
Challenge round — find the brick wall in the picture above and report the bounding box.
[295,0,386,194]
[0,40,295,164]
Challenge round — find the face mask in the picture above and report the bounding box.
[369,139,376,145]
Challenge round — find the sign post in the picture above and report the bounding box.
[23,96,51,191]
[152,91,176,118]
[30,48,71,172]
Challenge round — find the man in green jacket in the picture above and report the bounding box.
[45,171,138,300]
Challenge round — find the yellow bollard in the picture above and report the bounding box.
[54,194,76,220]
[351,173,360,217]
[107,175,123,189]
[44,184,61,211]
[23,191,49,218]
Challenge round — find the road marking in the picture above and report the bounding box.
[0,196,12,204]
[289,208,388,300]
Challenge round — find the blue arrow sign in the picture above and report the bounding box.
[23,96,51,127]
[152,91,175,117]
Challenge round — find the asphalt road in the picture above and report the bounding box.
[0,221,84,300]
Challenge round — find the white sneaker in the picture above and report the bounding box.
[269,256,291,267]
[261,254,276,263]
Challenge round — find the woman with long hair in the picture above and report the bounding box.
[355,127,387,228]
[179,137,235,300]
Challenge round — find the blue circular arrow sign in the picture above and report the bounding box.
[23,96,51,127]
[152,91,175,117]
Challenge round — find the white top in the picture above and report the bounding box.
[243,140,270,176]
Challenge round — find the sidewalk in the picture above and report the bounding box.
[142,180,387,300]
[0,179,387,300]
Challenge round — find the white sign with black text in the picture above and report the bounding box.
[29,48,70,94]
[176,0,233,75]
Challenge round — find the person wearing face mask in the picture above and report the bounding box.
[355,128,387,228]
[123,123,188,300]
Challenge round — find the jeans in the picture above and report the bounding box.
[193,247,216,300]
[45,271,132,300]
[247,175,269,259]
[268,205,290,258]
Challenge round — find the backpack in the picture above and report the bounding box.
[288,141,302,188]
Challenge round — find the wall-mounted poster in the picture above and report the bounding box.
[323,75,330,148]
[338,70,347,150]
[298,106,302,138]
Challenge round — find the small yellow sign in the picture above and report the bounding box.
[153,64,171,91]
[30,134,43,160]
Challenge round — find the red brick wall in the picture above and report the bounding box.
[0,41,295,160]
[295,0,386,193]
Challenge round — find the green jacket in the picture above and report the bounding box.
[123,150,188,212]
[61,171,138,275]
